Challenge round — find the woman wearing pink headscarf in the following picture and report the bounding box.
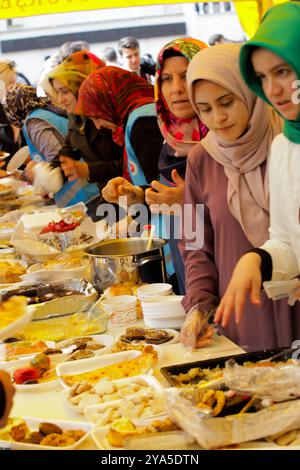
[179,43,298,352]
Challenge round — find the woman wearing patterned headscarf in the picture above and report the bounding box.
[89,39,208,291]
[4,82,95,209]
[46,51,123,216]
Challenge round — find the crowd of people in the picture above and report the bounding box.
[1,1,300,427]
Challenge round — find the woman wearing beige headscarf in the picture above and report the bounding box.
[178,43,299,352]
[0,60,21,163]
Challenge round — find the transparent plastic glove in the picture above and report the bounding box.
[33,162,63,195]
[180,305,215,350]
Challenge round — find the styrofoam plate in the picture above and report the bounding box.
[0,416,93,450]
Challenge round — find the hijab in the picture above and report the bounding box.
[239,1,300,144]
[4,83,50,128]
[75,66,154,146]
[48,50,105,98]
[187,43,282,246]
[155,37,208,157]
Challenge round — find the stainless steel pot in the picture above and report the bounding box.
[84,237,167,293]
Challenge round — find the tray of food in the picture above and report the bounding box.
[8,352,60,391]
[0,259,27,287]
[0,297,33,342]
[57,349,158,388]
[160,348,297,387]
[63,374,162,414]
[116,327,179,346]
[0,416,92,450]
[91,416,179,450]
[1,278,98,320]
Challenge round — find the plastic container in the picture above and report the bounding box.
[100,295,137,326]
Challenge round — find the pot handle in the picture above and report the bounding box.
[132,254,162,267]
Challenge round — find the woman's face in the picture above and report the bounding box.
[52,79,77,113]
[5,71,17,90]
[91,117,117,132]
[161,56,195,119]
[193,80,250,141]
[251,48,300,121]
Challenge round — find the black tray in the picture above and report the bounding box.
[160,347,294,387]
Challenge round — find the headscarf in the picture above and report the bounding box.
[240,1,300,144]
[4,83,50,128]
[76,66,154,146]
[187,43,282,247]
[47,50,105,98]
[0,60,17,89]
[155,37,208,157]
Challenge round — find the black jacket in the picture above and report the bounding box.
[59,115,123,191]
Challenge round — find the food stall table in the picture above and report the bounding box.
[10,321,244,450]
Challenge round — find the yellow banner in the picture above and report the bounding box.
[0,0,257,20]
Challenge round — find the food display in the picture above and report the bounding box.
[65,375,161,412]
[40,219,80,234]
[106,417,178,448]
[28,257,85,272]
[0,260,27,284]
[85,391,166,428]
[60,350,158,387]
[0,297,28,331]
[160,349,297,387]
[0,417,87,448]
[119,327,175,345]
[12,353,57,385]
[1,340,50,361]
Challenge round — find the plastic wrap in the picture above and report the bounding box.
[165,387,300,449]
[223,360,300,402]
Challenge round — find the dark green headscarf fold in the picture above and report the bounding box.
[240,1,300,144]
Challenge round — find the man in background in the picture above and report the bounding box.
[118,36,155,83]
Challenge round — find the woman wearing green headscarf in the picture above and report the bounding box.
[215,1,300,328]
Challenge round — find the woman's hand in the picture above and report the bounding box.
[60,155,89,181]
[180,309,215,350]
[214,253,262,328]
[102,177,144,206]
[145,170,185,214]
[0,370,15,428]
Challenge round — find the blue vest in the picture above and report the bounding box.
[23,109,100,208]
[125,103,174,277]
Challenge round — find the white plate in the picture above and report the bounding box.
[21,267,85,284]
[0,152,10,161]
[7,146,29,172]
[20,211,62,233]
[0,416,93,450]
[8,356,60,392]
[56,350,141,389]
[0,309,33,342]
[116,328,180,346]
[84,390,167,426]
[62,374,162,414]
[56,334,114,358]
[0,340,55,367]
[144,318,184,329]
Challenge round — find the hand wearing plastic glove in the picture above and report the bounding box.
[102,177,144,207]
[180,306,215,350]
[32,162,64,195]
[214,252,262,328]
